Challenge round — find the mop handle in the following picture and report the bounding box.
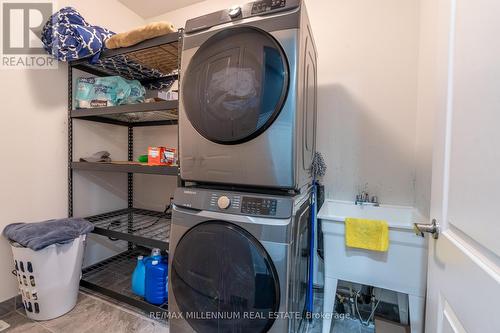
[306,181,317,315]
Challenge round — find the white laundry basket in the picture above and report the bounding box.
[10,234,86,320]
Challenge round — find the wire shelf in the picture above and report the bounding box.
[82,247,168,312]
[71,100,178,127]
[85,208,170,250]
[71,161,178,175]
[70,32,180,86]
[126,43,179,76]
[99,109,178,125]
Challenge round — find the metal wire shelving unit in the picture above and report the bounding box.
[68,30,183,314]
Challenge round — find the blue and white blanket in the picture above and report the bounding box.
[41,7,114,63]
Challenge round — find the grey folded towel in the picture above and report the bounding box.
[79,151,111,163]
[3,218,94,251]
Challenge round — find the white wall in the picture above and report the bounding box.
[414,0,437,219]
[133,126,178,211]
[309,0,421,207]
[149,0,428,210]
[0,0,145,302]
[147,0,236,28]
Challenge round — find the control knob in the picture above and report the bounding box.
[228,5,242,18]
[217,196,231,209]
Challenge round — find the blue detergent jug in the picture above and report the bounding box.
[131,256,146,297]
[145,256,168,305]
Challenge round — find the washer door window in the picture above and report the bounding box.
[171,221,280,333]
[183,27,289,144]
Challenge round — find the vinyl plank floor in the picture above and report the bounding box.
[0,311,50,333]
[6,292,167,333]
[0,298,15,318]
[1,288,359,333]
[35,294,164,333]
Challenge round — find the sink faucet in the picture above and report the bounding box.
[355,191,379,206]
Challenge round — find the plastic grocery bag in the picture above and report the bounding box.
[75,76,145,108]
[126,80,146,104]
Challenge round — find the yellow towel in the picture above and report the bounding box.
[345,218,389,252]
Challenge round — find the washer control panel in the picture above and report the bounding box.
[171,189,293,218]
[217,196,232,209]
[209,192,241,211]
[241,197,277,216]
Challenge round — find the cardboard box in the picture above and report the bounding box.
[148,147,176,166]
[163,147,176,165]
[148,147,163,165]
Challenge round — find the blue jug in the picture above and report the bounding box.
[145,256,168,305]
[131,255,146,297]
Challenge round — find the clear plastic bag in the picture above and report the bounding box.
[75,76,145,108]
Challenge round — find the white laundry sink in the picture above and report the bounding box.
[318,200,428,333]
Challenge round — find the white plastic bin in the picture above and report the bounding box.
[10,235,86,320]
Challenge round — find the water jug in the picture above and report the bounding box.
[131,255,146,297]
[145,257,168,305]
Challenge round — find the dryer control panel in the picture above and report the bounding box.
[185,0,300,34]
[251,0,287,15]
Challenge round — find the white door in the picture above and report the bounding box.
[423,0,500,332]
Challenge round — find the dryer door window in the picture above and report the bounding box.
[183,27,289,144]
[171,221,280,333]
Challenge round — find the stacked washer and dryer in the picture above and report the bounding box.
[169,1,318,332]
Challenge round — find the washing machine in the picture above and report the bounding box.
[179,0,318,191]
[168,187,311,333]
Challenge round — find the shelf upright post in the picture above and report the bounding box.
[68,64,74,218]
[128,125,134,250]
[177,28,185,188]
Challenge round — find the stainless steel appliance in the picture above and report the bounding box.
[179,0,318,191]
[168,187,311,332]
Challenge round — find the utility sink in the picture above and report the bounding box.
[318,200,428,333]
